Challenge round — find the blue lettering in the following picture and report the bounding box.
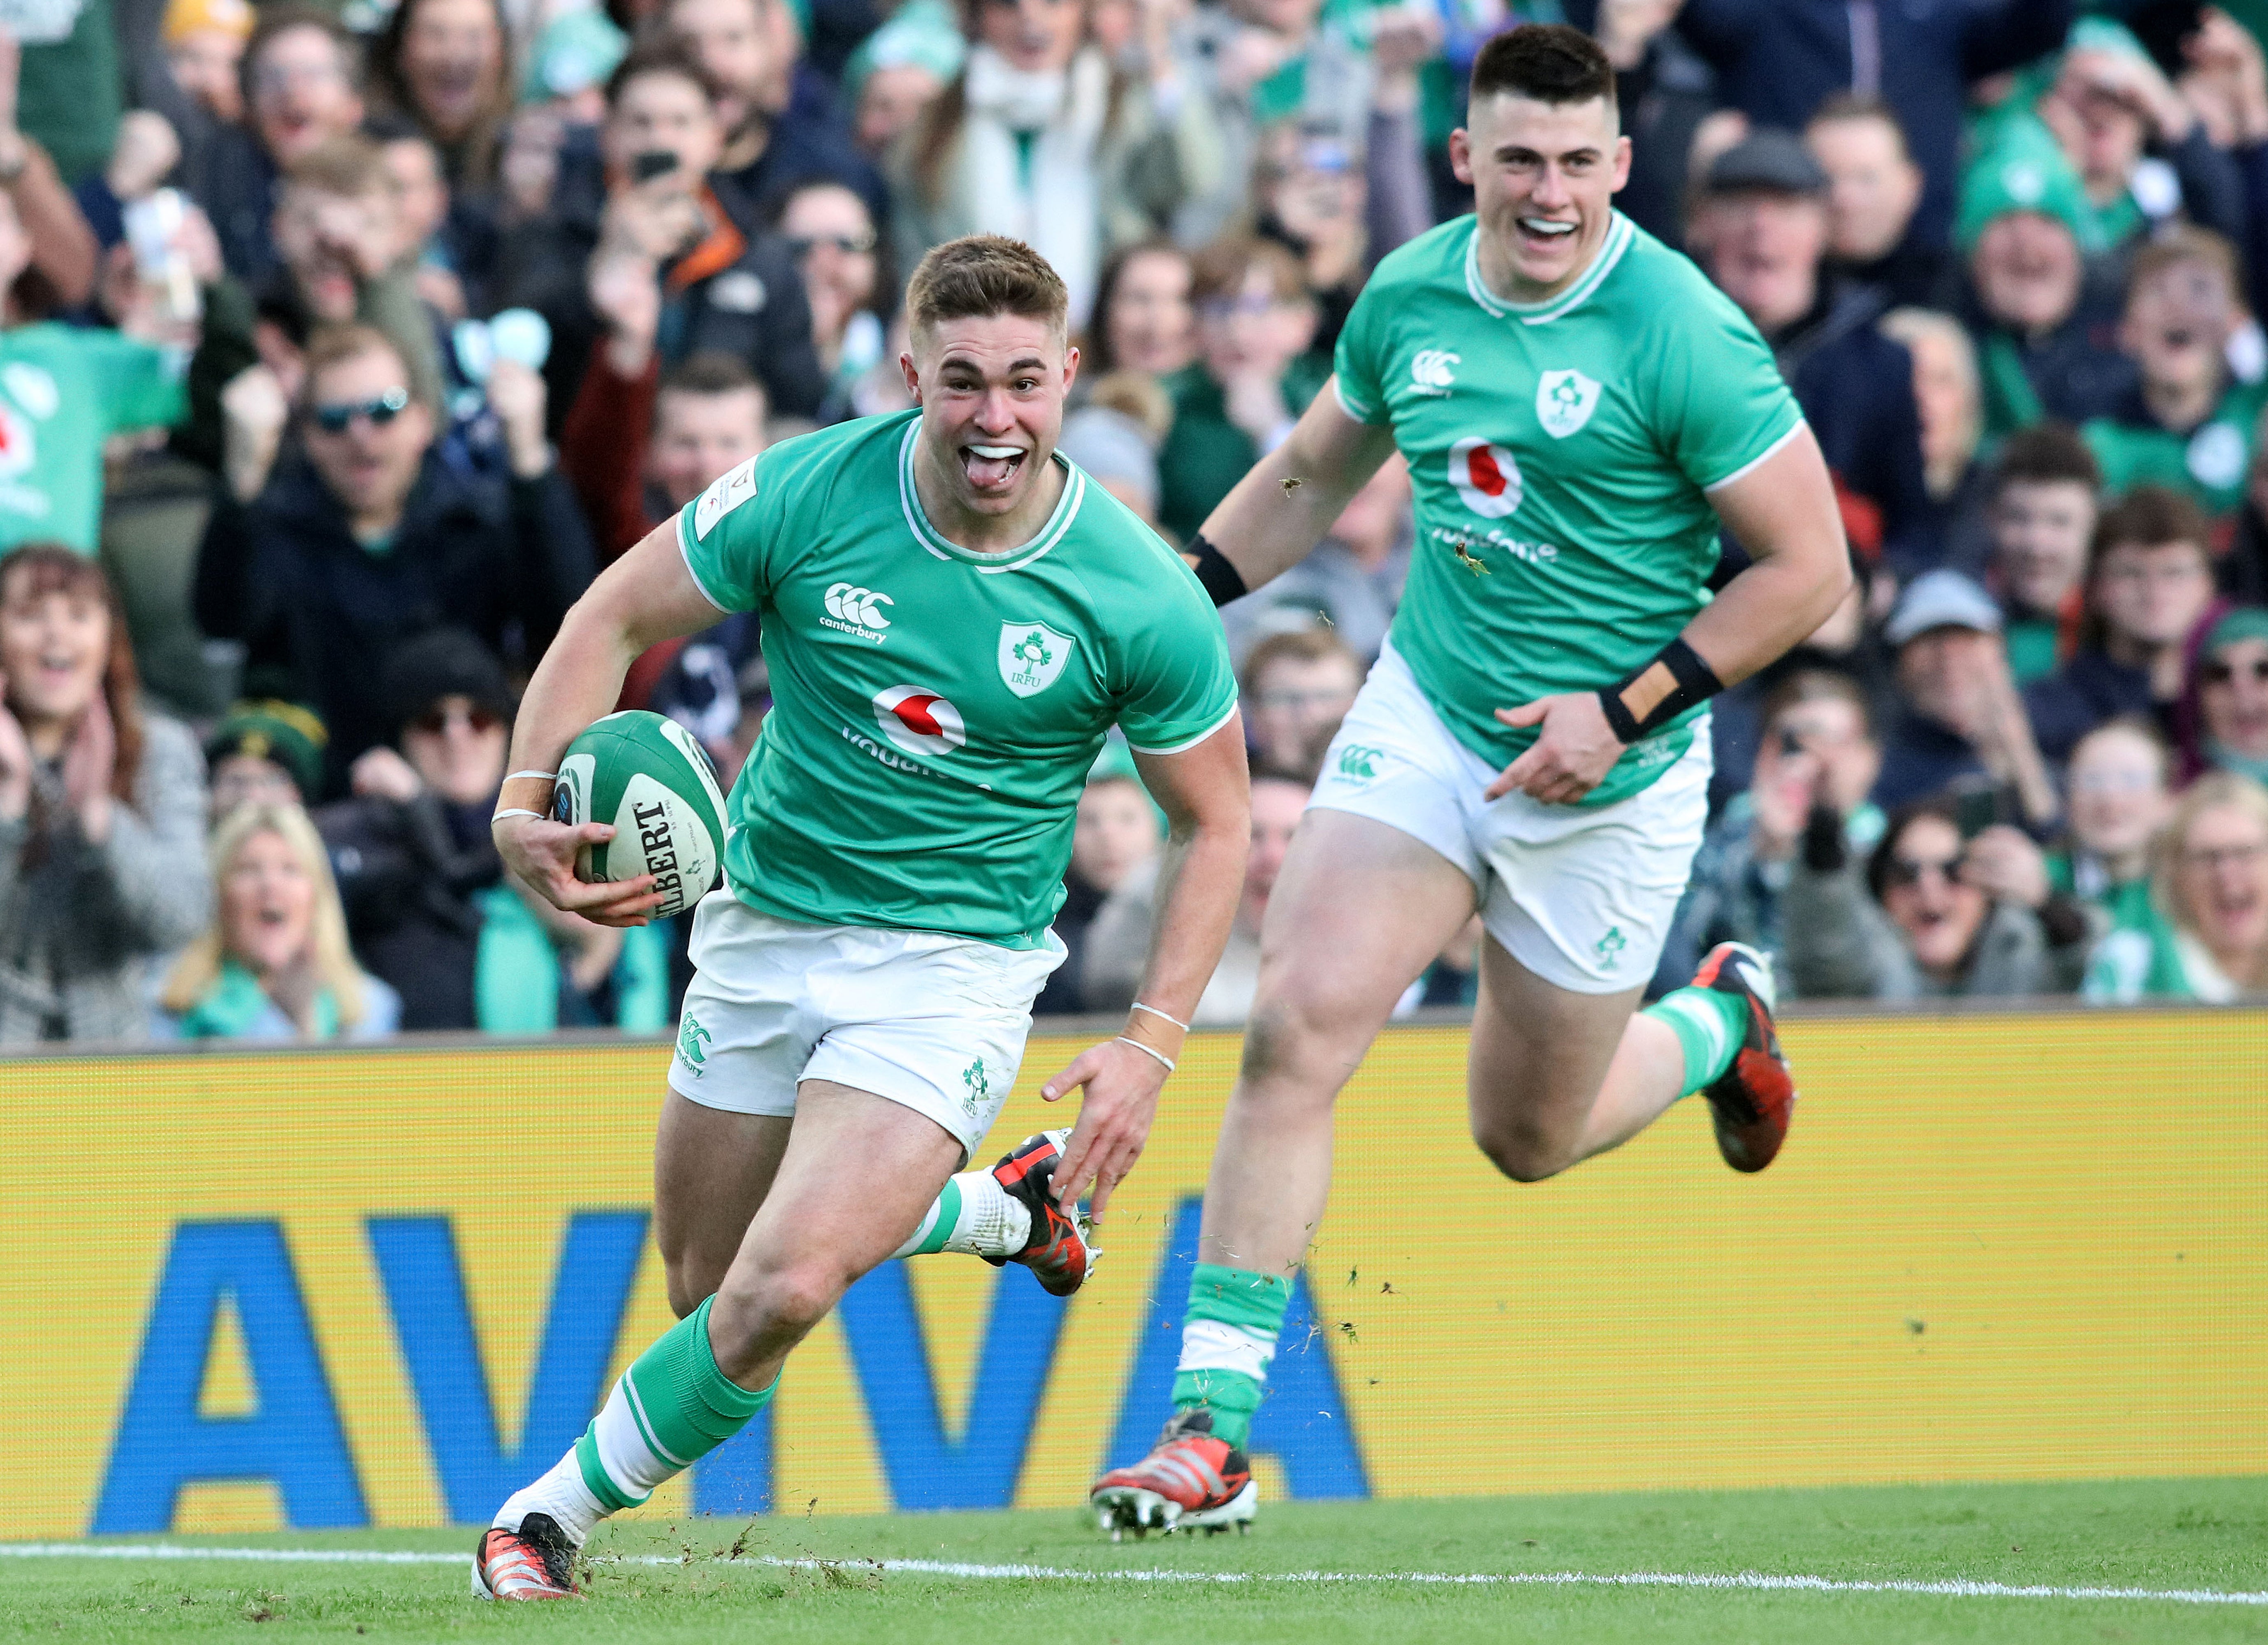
[93,1221,366,1532]
[1102,1197,1369,1498]
[367,1212,647,1524]
[833,1263,1068,1509]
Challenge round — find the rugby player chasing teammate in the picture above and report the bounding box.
[475,237,1250,1599]
[1090,25,1851,1536]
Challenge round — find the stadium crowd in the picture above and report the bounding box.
[5,0,2268,1044]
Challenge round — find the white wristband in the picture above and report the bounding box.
[492,808,546,823]
[1115,1036,1176,1073]
[504,769,558,783]
[1130,1001,1190,1033]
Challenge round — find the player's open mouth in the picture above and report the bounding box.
[962,443,1026,490]
[1518,217,1577,245]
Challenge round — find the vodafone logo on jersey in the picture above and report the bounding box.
[1448,436,1521,519]
[873,686,966,758]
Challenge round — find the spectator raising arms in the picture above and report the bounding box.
[196,323,594,789]
[2085,769,2268,1001]
[1788,794,2098,1001]
[0,546,209,1043]
[154,801,401,1041]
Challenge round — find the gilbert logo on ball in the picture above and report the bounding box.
[554,711,730,919]
[873,686,966,758]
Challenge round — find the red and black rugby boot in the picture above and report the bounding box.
[471,1512,579,1600]
[1090,1409,1257,1538]
[985,1128,1098,1297]
[1692,941,1797,1173]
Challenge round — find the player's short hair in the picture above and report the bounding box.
[243,4,363,104]
[1241,627,1361,699]
[607,36,719,109]
[302,322,414,397]
[285,133,389,198]
[1468,23,1616,112]
[906,235,1069,339]
[1805,91,1911,158]
[1758,668,1874,741]
[1190,236,1307,308]
[2125,224,2241,306]
[1992,422,2099,496]
[2091,486,2210,563]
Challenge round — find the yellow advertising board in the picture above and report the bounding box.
[0,1010,2263,1541]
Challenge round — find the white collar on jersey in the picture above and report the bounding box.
[1465,211,1636,327]
[895,419,1088,574]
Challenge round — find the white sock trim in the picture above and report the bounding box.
[1653,991,1732,1070]
[1176,1318,1278,1380]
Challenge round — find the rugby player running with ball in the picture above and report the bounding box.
[474,236,1250,1599]
[1089,24,1850,1536]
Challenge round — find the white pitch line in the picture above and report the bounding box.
[1,1543,2262,1608]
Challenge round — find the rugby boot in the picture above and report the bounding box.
[1691,941,1797,1173]
[985,1128,1098,1296]
[1090,1409,1257,1538]
[471,1513,580,1600]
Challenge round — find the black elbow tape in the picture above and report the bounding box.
[1188,532,1248,608]
[1598,637,1725,744]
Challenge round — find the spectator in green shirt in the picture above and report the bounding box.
[1980,423,2099,684]
[1157,235,1328,542]
[2082,226,2265,519]
[2050,716,2174,934]
[0,190,186,554]
[2085,769,2268,1001]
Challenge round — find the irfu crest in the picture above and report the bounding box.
[1536,368,1602,439]
[998,620,1075,698]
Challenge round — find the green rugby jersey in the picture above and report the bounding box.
[677,409,1238,947]
[2080,377,2268,519]
[1334,211,1804,806]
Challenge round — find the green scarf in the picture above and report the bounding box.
[175,959,339,1040]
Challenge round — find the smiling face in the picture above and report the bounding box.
[0,569,108,732]
[397,0,505,141]
[1880,813,1989,978]
[251,24,364,167]
[904,310,1077,522]
[2173,800,2268,964]
[2201,636,2268,759]
[1452,91,1630,303]
[2066,724,2169,862]
[221,827,318,978]
[1992,478,2096,615]
[274,180,397,320]
[977,0,1085,74]
[1971,212,2082,335]
[1104,247,1195,377]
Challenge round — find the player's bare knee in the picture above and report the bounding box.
[1470,1116,1579,1184]
[1239,991,1352,1109]
[711,1257,846,1361]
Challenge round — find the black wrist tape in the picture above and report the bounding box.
[1597,637,1725,744]
[1188,532,1248,607]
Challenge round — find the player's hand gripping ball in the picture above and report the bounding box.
[552,711,729,919]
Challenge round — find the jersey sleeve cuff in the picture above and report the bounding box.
[675,507,737,613]
[1124,699,1240,758]
[1331,375,1386,427]
[1701,417,1806,494]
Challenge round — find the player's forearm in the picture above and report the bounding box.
[1199,389,1391,595]
[1679,541,1851,688]
[503,593,649,782]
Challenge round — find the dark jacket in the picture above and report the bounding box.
[1962,269,2137,441]
[193,451,596,790]
[2022,648,2156,766]
[1772,279,1936,573]
[189,122,285,288]
[1676,0,2076,248]
[710,64,891,229]
[1873,704,1990,812]
[499,165,825,430]
[317,789,500,1031]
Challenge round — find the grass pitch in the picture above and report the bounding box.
[7,1476,2266,1643]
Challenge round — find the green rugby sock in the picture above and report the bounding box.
[575,1297,775,1513]
[1644,985,1750,1095]
[1171,1263,1293,1450]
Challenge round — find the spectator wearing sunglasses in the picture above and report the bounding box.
[774,180,887,415]
[2084,770,2268,1002]
[194,322,595,794]
[317,629,672,1031]
[2183,605,2268,786]
[1785,794,2099,1002]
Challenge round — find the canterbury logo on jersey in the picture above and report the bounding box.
[821,582,893,641]
[1411,349,1459,394]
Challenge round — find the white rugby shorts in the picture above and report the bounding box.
[667,892,1065,1158]
[1308,643,1711,994]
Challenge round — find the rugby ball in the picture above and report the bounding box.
[552,711,729,919]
